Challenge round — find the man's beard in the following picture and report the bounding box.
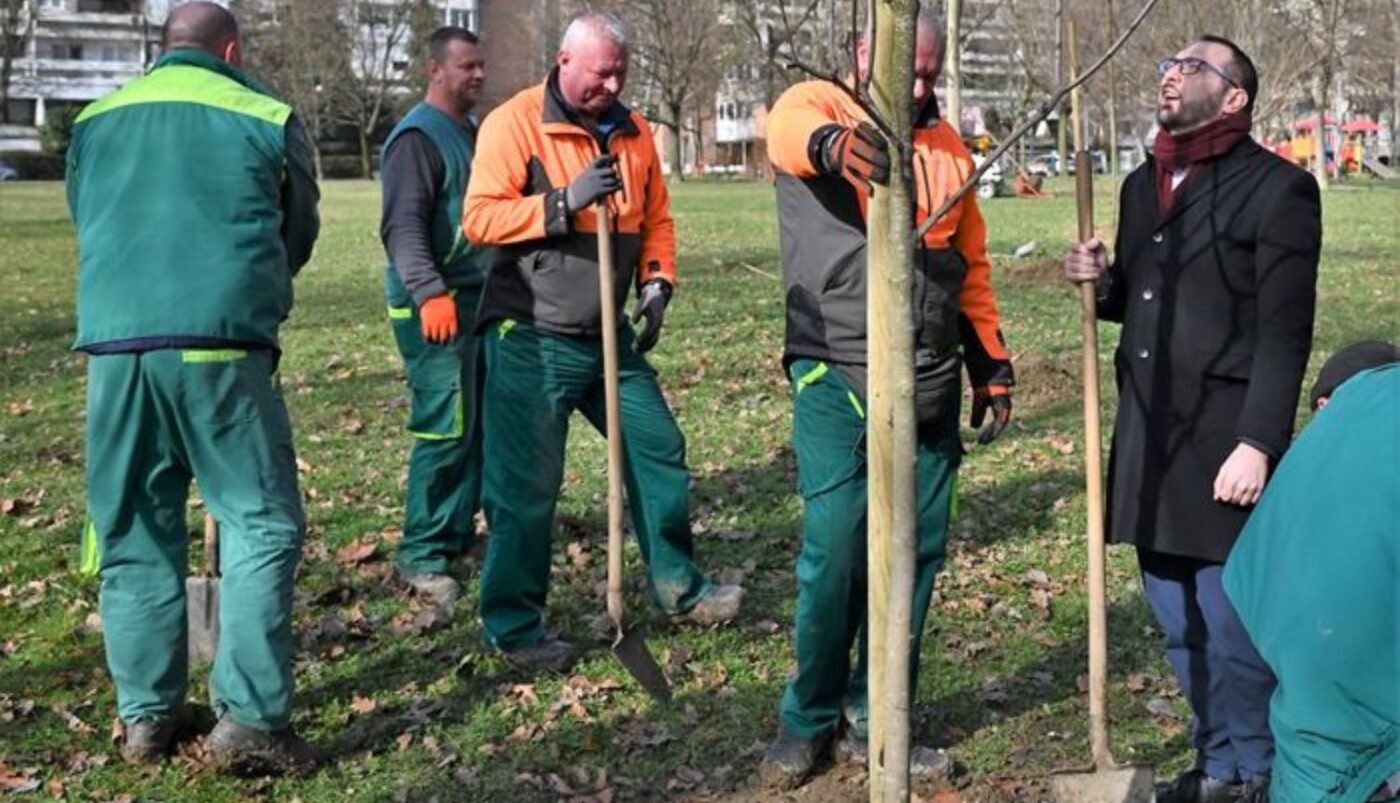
[1157,88,1226,133]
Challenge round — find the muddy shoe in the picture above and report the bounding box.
[835,734,953,780]
[206,717,322,777]
[118,706,192,764]
[501,638,580,674]
[759,729,832,790]
[1155,769,1243,803]
[395,568,462,606]
[683,583,745,626]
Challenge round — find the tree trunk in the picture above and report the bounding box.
[359,126,373,180]
[667,102,685,181]
[1055,0,1068,177]
[1313,70,1330,189]
[1105,0,1119,176]
[944,0,961,134]
[866,2,918,801]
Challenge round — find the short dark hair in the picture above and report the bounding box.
[427,26,479,63]
[1199,34,1257,114]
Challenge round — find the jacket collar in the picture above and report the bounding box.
[1147,136,1261,227]
[153,48,276,98]
[541,68,638,142]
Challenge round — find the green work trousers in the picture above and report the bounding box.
[779,359,961,739]
[386,288,483,574]
[83,349,304,730]
[478,320,710,651]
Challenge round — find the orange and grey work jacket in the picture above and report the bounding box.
[767,79,1014,391]
[463,71,676,337]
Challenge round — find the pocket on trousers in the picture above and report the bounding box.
[408,385,463,439]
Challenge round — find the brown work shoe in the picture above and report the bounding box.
[682,583,745,626]
[759,728,833,790]
[206,717,322,777]
[117,706,193,764]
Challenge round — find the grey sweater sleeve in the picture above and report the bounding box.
[380,130,449,305]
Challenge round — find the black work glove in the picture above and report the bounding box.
[821,122,891,189]
[631,276,671,354]
[565,154,622,212]
[970,386,1012,444]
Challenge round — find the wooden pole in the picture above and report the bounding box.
[1068,22,1112,771]
[944,0,962,135]
[597,204,626,636]
[867,2,919,801]
[1055,0,1068,179]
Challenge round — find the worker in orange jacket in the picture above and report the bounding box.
[759,8,1015,789]
[462,11,743,673]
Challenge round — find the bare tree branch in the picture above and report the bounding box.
[915,0,1164,241]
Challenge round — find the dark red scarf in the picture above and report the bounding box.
[1153,112,1252,214]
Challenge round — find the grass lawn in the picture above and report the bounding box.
[1,176,1396,802]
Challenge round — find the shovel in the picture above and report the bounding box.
[186,512,220,663]
[596,200,671,702]
[1052,25,1154,803]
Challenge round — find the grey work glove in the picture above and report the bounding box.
[631,277,671,354]
[565,154,622,213]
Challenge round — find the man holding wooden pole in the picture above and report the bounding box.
[759,8,1015,789]
[462,12,743,673]
[1062,36,1320,803]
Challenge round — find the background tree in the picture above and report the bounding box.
[334,0,416,178]
[623,0,724,179]
[1,0,34,124]
[236,0,352,180]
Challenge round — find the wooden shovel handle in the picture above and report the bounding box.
[597,203,625,631]
[203,512,219,578]
[1070,23,1113,771]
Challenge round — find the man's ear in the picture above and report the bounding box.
[1224,86,1249,115]
[223,38,242,67]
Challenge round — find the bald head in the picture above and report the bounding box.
[162,2,240,62]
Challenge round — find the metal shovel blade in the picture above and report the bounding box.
[186,575,220,663]
[187,513,220,663]
[612,625,671,702]
[1050,764,1155,803]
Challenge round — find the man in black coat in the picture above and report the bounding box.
[1063,35,1320,803]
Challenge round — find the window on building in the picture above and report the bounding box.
[447,9,477,31]
[39,0,66,9]
[50,42,84,60]
[5,99,37,126]
[97,43,132,62]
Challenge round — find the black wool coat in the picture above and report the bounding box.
[1099,137,1321,562]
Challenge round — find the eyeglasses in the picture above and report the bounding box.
[1156,57,1239,87]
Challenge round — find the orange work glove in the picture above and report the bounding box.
[419,294,458,344]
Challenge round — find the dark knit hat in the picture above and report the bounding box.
[1310,340,1399,409]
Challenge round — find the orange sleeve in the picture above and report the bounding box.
[636,116,677,289]
[766,82,841,178]
[462,103,550,246]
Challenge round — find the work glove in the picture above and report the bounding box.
[565,154,622,213]
[969,386,1012,444]
[631,276,671,354]
[419,293,458,344]
[821,122,891,189]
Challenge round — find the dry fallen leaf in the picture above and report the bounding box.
[1146,697,1181,719]
[349,695,377,715]
[334,537,378,566]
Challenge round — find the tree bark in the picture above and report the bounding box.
[866,2,918,801]
[1105,0,1120,176]
[666,102,685,180]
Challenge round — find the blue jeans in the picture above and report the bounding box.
[1139,548,1275,781]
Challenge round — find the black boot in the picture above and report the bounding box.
[118,706,193,764]
[759,728,832,790]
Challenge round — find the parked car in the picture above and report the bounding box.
[1026,150,1109,176]
[0,160,18,181]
